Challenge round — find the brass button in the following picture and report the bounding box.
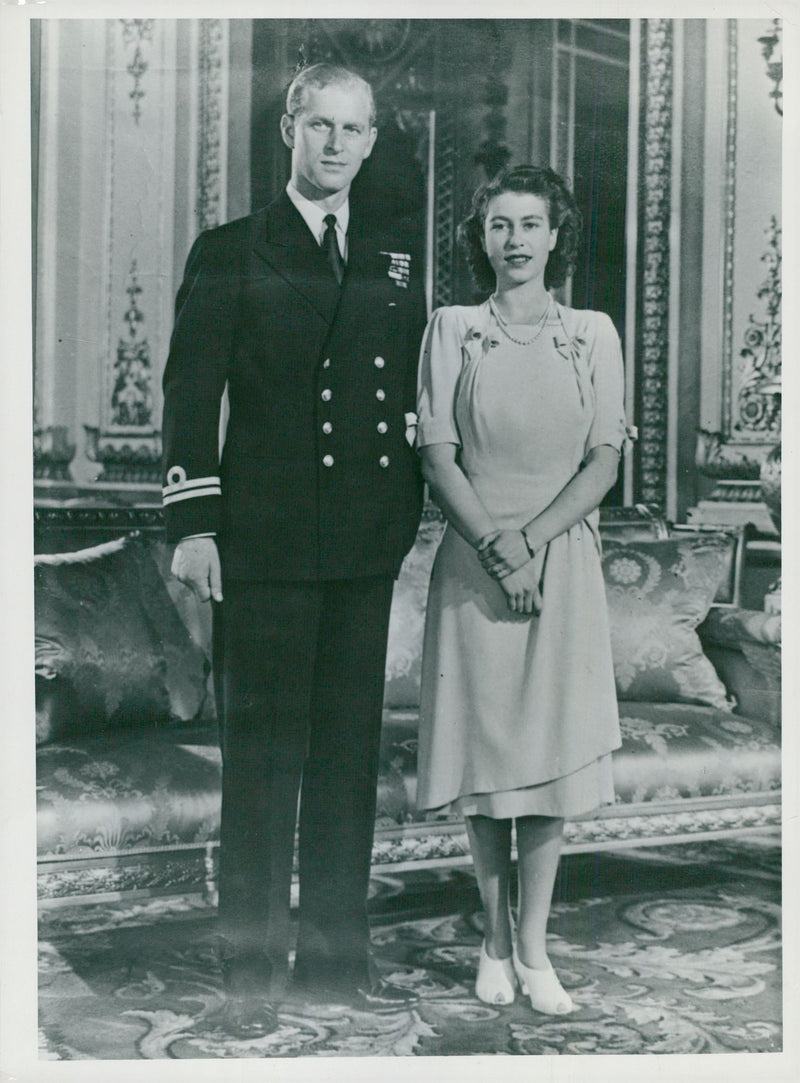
[322,454,334,467]
[322,422,333,434]
[379,455,390,468]
[375,389,386,401]
[321,389,332,402]
[374,356,385,369]
[377,422,388,434]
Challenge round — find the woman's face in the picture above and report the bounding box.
[482,191,558,291]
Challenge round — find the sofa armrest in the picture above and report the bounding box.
[699,607,781,726]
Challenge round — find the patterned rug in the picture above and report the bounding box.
[38,836,781,1058]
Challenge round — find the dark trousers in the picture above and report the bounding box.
[212,574,394,999]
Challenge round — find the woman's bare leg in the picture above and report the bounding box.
[465,814,514,959]
[514,814,564,968]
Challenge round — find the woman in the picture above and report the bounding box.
[415,166,628,1015]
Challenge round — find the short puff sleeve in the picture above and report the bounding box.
[416,307,464,449]
[584,311,628,455]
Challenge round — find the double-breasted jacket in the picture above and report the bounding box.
[161,192,427,580]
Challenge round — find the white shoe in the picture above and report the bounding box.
[512,946,574,1015]
[475,941,517,1005]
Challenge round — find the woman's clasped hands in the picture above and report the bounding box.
[478,529,546,615]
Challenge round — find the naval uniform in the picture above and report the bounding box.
[161,188,426,999]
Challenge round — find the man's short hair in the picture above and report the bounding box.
[286,63,376,126]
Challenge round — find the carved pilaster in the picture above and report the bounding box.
[718,20,738,443]
[432,110,456,309]
[636,19,672,510]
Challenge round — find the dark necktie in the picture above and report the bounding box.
[322,213,344,285]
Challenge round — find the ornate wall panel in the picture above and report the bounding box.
[724,21,782,446]
[33,19,238,493]
[82,19,177,485]
[692,19,782,526]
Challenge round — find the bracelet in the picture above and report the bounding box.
[521,530,535,559]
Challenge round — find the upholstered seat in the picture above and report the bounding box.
[33,504,780,902]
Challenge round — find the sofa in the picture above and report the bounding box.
[33,502,781,906]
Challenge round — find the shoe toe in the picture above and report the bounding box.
[354,981,418,1012]
[205,995,278,1039]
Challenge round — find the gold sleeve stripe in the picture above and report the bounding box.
[162,475,221,497]
[163,485,222,506]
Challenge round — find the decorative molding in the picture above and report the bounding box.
[111,260,154,428]
[734,217,781,438]
[693,480,765,505]
[433,108,456,309]
[119,19,154,125]
[196,20,227,232]
[758,19,783,116]
[300,19,422,96]
[636,19,673,510]
[695,428,761,482]
[564,802,781,849]
[87,257,162,485]
[37,854,213,903]
[721,20,738,438]
[321,19,413,68]
[82,428,163,484]
[37,803,781,901]
[33,502,164,528]
[33,426,76,481]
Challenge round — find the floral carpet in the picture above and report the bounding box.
[38,836,781,1058]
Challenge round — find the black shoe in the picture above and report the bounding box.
[351,979,419,1013]
[204,993,279,1039]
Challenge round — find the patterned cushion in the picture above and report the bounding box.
[602,535,735,708]
[36,724,221,857]
[611,702,780,805]
[34,535,210,744]
[668,524,746,605]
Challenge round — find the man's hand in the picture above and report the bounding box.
[498,547,547,615]
[171,537,223,603]
[478,529,532,579]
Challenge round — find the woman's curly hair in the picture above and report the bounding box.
[458,165,582,292]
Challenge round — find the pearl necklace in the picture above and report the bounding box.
[489,295,553,347]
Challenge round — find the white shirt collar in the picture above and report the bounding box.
[286,182,349,256]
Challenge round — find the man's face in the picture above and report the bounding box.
[281,83,377,202]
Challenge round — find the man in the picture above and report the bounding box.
[161,63,426,1037]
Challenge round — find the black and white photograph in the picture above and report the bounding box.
[0,3,795,1079]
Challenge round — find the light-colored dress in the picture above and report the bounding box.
[415,301,627,818]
